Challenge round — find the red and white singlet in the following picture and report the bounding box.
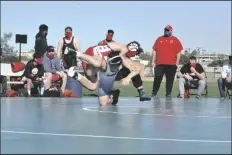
[85,45,112,57]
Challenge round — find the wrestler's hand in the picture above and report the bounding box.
[76,51,81,57]
[120,77,131,85]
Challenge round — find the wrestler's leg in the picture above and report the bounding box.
[98,86,114,106]
[98,74,120,106]
[67,66,99,91]
[76,52,103,68]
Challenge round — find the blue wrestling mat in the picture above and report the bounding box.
[1,97,231,154]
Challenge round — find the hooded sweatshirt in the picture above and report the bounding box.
[34,32,48,55]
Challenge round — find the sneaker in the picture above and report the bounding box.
[110,89,120,105]
[151,93,158,100]
[177,94,184,98]
[196,95,201,99]
[166,94,172,99]
[139,89,151,101]
[67,66,76,77]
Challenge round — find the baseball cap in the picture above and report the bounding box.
[107,29,114,34]
[165,25,173,31]
[47,45,55,53]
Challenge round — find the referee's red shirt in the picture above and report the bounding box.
[152,36,183,65]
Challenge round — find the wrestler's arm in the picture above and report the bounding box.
[121,56,141,79]
[108,42,141,79]
[57,38,63,59]
[107,42,128,55]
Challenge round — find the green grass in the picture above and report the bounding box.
[82,81,225,98]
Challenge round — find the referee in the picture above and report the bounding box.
[151,25,183,98]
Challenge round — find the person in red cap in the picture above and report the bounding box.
[151,25,183,98]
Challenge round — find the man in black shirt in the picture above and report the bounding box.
[177,56,206,98]
[34,24,48,56]
[21,53,44,96]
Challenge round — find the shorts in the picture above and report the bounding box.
[98,74,116,97]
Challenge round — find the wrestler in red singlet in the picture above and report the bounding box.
[82,45,113,73]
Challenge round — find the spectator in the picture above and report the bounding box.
[97,29,150,101]
[34,24,48,56]
[43,46,67,94]
[218,56,232,99]
[177,56,206,98]
[21,53,44,96]
[151,25,182,98]
[57,26,81,69]
[98,29,115,45]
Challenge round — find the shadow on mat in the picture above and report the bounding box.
[84,93,98,97]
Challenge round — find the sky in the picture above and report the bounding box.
[1,1,231,54]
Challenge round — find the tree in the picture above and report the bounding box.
[208,60,224,67]
[139,52,152,61]
[179,54,189,65]
[1,32,15,55]
[191,49,200,57]
[28,49,35,53]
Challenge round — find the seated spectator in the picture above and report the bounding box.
[177,56,206,98]
[43,45,67,94]
[218,56,232,99]
[21,53,44,96]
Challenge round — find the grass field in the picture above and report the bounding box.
[82,81,230,98]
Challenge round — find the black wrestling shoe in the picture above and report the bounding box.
[111,89,120,106]
[73,72,79,80]
[139,89,151,101]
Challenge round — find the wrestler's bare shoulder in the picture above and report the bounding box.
[107,42,125,51]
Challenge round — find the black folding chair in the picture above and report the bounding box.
[226,85,232,99]
[185,79,208,98]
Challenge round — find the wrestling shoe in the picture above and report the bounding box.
[110,89,120,106]
[139,89,151,101]
[67,66,79,80]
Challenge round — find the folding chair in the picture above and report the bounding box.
[185,80,208,98]
[0,76,7,97]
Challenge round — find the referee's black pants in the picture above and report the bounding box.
[152,65,177,96]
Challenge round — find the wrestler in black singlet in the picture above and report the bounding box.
[62,37,77,69]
